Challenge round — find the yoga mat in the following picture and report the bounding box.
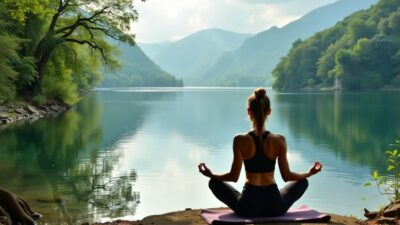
[200,205,331,224]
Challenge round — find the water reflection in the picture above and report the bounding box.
[274,91,400,171]
[0,89,398,222]
[0,94,140,224]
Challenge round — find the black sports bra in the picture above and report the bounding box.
[243,131,276,173]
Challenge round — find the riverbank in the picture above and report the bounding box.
[91,208,363,225]
[0,101,71,127]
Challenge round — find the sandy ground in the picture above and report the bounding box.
[92,208,364,225]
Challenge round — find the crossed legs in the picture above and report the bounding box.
[208,178,308,215]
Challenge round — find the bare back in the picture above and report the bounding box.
[235,132,285,186]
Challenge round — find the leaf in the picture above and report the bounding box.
[388,165,395,171]
[373,170,379,179]
[394,149,398,157]
[386,150,394,155]
[364,182,372,187]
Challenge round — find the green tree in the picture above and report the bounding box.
[0,32,19,103]
[273,0,400,90]
[1,0,142,95]
[30,0,141,94]
[0,3,37,103]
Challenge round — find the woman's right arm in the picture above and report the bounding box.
[277,135,321,182]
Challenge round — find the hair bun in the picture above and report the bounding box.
[254,88,266,100]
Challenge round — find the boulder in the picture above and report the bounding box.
[364,201,400,224]
[25,105,38,115]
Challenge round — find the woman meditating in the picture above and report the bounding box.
[198,88,322,217]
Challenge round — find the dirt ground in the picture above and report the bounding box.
[92,208,364,225]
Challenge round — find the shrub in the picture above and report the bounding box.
[365,139,400,202]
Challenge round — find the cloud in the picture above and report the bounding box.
[132,0,337,43]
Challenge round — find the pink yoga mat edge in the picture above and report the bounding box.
[200,205,331,224]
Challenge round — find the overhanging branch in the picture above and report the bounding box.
[64,38,110,65]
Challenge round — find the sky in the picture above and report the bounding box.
[132,0,338,43]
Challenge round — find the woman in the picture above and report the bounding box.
[198,88,322,217]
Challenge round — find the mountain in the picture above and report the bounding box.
[202,0,378,86]
[138,41,172,60]
[149,28,251,85]
[100,43,183,87]
[272,0,400,90]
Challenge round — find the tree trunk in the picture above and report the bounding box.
[33,50,52,95]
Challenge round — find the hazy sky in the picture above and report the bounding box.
[132,0,338,43]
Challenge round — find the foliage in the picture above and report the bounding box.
[0,0,183,104]
[0,33,19,103]
[0,0,184,105]
[42,49,80,105]
[32,94,47,106]
[3,0,55,23]
[273,0,400,90]
[365,139,400,202]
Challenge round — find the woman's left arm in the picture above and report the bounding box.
[198,136,243,182]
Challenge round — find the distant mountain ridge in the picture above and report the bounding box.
[202,0,378,86]
[100,43,183,87]
[139,41,172,60]
[144,28,251,85]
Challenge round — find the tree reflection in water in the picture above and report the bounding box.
[0,93,140,224]
[274,91,400,171]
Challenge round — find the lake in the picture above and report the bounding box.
[0,87,398,224]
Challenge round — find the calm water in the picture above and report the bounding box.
[0,88,398,224]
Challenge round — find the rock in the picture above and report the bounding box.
[0,101,71,126]
[0,115,7,119]
[25,105,38,115]
[0,216,9,225]
[50,105,60,112]
[375,217,397,224]
[39,105,49,111]
[383,202,400,217]
[365,201,400,224]
[14,108,25,115]
[364,208,378,219]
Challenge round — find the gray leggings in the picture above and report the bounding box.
[208,178,308,217]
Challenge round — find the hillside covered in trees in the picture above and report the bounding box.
[100,44,183,87]
[0,0,180,106]
[203,0,376,87]
[272,0,400,90]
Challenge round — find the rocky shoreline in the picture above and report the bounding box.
[0,101,71,127]
[90,208,364,225]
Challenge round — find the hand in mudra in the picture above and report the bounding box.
[198,163,213,178]
[309,162,322,176]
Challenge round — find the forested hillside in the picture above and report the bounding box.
[273,0,400,90]
[0,0,140,105]
[203,0,377,87]
[100,44,183,87]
